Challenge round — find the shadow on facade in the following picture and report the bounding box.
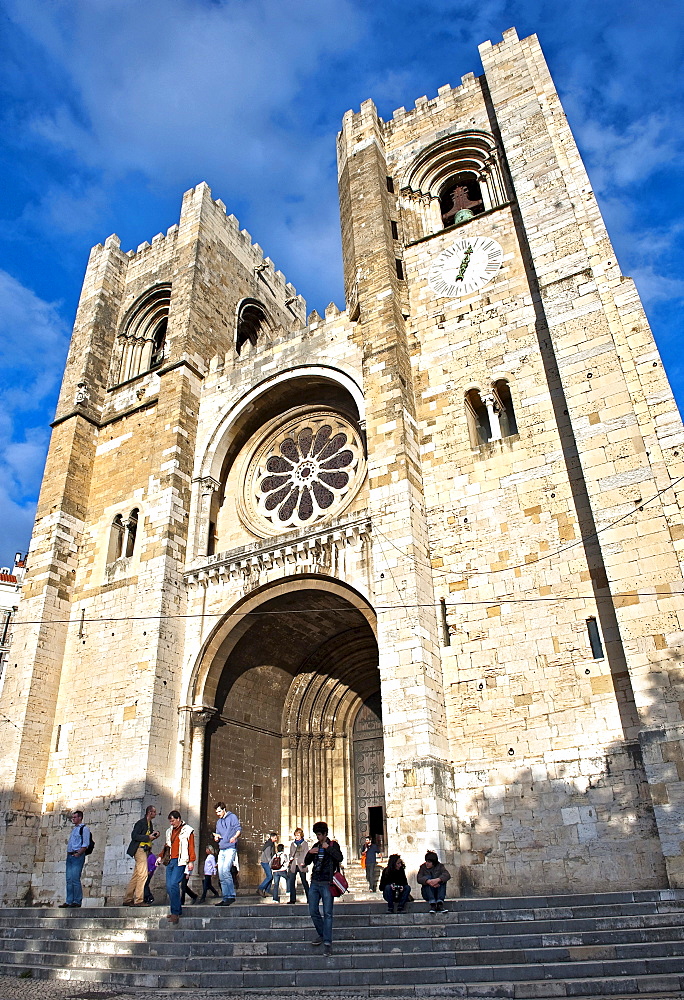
[2,776,183,907]
[454,733,665,898]
[0,726,673,907]
[481,82,644,744]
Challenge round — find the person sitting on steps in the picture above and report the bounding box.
[417,850,451,913]
[379,854,410,913]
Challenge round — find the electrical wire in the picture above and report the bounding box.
[5,589,684,629]
[373,474,684,579]
[4,476,683,629]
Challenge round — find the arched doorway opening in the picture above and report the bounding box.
[199,583,383,886]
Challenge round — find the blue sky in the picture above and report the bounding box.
[0,0,683,566]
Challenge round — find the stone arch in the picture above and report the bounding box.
[187,576,382,886]
[189,575,376,708]
[191,366,366,559]
[198,366,365,485]
[114,283,171,384]
[398,130,509,241]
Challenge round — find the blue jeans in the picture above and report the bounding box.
[288,868,309,902]
[65,854,85,905]
[218,847,237,900]
[383,883,410,909]
[272,871,288,900]
[258,861,272,893]
[166,859,186,916]
[421,882,447,904]
[308,880,334,945]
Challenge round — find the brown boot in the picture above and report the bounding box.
[166,914,179,924]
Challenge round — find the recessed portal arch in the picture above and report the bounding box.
[194,578,383,887]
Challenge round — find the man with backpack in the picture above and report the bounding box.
[60,809,93,908]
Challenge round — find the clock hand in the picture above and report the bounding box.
[455,244,474,281]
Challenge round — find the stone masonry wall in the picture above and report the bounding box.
[3,28,683,905]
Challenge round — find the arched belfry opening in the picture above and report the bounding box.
[439,171,484,227]
[198,581,383,886]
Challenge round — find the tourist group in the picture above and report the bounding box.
[61,805,451,956]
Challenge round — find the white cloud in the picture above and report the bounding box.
[574,114,682,193]
[629,266,684,307]
[4,0,366,307]
[21,182,109,237]
[0,270,69,408]
[11,0,361,183]
[0,269,70,563]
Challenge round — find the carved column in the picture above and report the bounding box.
[193,477,220,560]
[482,391,502,441]
[288,734,301,831]
[187,707,215,859]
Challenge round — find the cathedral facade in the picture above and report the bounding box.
[2,28,684,905]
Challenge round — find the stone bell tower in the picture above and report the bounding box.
[337,27,684,892]
[0,184,306,904]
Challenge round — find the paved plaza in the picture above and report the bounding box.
[0,977,682,1000]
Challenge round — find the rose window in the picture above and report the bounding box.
[239,408,365,536]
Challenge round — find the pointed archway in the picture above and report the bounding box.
[193,578,382,886]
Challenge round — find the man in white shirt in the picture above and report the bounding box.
[60,810,91,908]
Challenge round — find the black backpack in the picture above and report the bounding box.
[80,825,95,856]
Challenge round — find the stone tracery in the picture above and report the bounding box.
[240,408,366,535]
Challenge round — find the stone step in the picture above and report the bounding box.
[3,932,684,969]
[3,887,681,916]
[1,888,682,921]
[1,963,682,1000]
[2,946,684,991]
[3,914,684,943]
[2,893,684,996]
[2,965,682,998]
[5,921,684,955]
[2,911,684,946]
[2,901,683,931]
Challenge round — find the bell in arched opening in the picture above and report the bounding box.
[439,172,484,228]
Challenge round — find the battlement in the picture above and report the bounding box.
[185,183,306,321]
[339,28,528,162]
[478,25,521,57]
[204,296,351,379]
[87,182,306,324]
[339,66,482,136]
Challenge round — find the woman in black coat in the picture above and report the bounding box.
[379,854,410,913]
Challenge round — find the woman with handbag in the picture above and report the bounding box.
[270,843,290,902]
[286,828,310,904]
[155,810,196,924]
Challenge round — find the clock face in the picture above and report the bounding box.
[428,236,504,298]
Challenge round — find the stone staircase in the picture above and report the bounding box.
[0,891,684,995]
[344,860,378,897]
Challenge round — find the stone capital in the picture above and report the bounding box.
[190,706,216,730]
[198,477,221,496]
